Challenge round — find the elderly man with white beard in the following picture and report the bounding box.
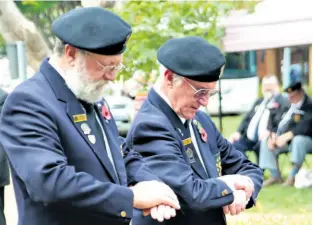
[0,7,180,225]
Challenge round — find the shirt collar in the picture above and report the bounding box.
[293,95,305,109]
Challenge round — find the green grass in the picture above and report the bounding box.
[211,114,312,224]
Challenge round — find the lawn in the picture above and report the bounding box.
[211,115,312,225]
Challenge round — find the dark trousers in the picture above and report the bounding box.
[0,187,6,225]
[233,136,260,164]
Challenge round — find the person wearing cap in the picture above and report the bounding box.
[260,81,312,186]
[229,74,290,163]
[126,36,263,225]
[0,7,180,225]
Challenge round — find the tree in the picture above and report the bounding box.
[0,0,52,69]
[0,0,257,77]
[113,1,257,81]
[0,0,116,69]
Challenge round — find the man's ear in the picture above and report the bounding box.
[164,69,174,87]
[64,44,78,67]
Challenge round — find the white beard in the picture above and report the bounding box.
[62,56,108,103]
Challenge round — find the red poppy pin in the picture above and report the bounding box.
[193,120,207,143]
[272,102,279,109]
[101,102,112,120]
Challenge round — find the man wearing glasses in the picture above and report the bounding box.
[0,7,180,225]
[126,36,263,225]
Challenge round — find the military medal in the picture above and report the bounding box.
[88,135,96,144]
[81,123,91,135]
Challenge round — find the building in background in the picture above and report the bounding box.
[221,0,312,87]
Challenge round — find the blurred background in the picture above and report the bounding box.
[0,0,311,225]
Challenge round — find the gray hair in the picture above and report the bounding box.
[155,63,183,87]
[53,38,66,56]
[53,38,88,57]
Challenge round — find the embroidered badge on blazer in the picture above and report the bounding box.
[294,114,301,123]
[186,148,196,164]
[214,152,222,177]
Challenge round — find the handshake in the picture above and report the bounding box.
[218,174,255,216]
[129,180,180,222]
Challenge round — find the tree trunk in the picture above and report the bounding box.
[0,0,51,71]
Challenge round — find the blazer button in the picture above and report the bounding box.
[120,211,127,217]
[222,189,229,196]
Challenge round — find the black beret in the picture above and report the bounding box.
[52,7,132,55]
[157,36,225,82]
[284,81,302,93]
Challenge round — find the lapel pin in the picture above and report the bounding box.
[88,135,96,144]
[81,123,91,135]
[177,128,183,137]
[73,114,87,123]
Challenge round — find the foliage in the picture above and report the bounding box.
[15,1,81,49]
[1,1,257,78]
[113,1,258,81]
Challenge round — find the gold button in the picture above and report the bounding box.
[221,189,228,196]
[120,211,127,217]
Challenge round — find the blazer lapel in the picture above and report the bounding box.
[40,58,119,183]
[66,98,120,183]
[192,117,218,178]
[95,107,127,185]
[148,89,210,179]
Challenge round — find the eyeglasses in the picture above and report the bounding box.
[183,78,219,99]
[95,60,126,72]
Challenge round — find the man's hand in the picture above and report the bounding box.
[218,175,254,201]
[130,180,180,210]
[229,132,241,144]
[143,205,176,222]
[223,190,247,216]
[276,132,294,148]
[259,130,270,141]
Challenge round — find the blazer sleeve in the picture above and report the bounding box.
[212,119,263,208]
[119,136,161,185]
[291,105,312,137]
[127,116,234,211]
[0,91,134,220]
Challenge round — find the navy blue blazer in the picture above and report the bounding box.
[126,88,263,225]
[0,58,159,225]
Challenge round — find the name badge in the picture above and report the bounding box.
[73,114,87,123]
[182,137,192,146]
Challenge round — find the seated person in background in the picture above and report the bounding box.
[260,82,312,186]
[229,75,289,162]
